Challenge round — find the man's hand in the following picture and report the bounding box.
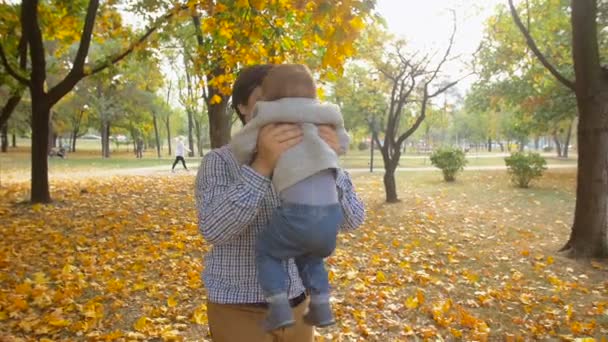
[251,123,303,177]
[318,124,341,155]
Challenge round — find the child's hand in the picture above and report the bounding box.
[317,125,341,154]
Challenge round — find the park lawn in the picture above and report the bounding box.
[0,147,576,177]
[0,170,606,341]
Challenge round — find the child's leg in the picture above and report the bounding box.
[180,156,188,170]
[255,208,306,331]
[295,255,335,327]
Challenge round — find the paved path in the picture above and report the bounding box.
[0,163,577,183]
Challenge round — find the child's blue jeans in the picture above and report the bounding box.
[255,202,343,298]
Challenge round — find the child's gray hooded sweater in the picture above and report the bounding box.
[229,98,349,202]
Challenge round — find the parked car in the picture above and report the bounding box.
[80,134,102,140]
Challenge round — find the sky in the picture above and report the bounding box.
[375,0,505,95]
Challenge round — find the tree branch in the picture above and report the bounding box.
[48,0,100,105]
[426,9,457,86]
[396,88,429,147]
[0,42,30,85]
[508,0,575,90]
[87,4,189,77]
[0,92,23,129]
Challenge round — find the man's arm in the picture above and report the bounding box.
[336,169,365,231]
[195,150,271,245]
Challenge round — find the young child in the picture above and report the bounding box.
[229,64,349,331]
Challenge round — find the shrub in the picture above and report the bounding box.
[504,152,547,188]
[358,141,369,151]
[430,147,468,182]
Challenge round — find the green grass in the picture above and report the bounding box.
[1,141,577,174]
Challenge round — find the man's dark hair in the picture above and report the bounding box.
[232,64,274,124]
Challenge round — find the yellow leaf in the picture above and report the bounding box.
[48,317,71,327]
[405,296,419,309]
[133,282,147,291]
[416,289,426,305]
[15,282,32,295]
[33,272,49,285]
[210,95,222,105]
[349,17,365,30]
[0,311,8,321]
[192,305,207,325]
[167,294,178,308]
[375,270,386,283]
[547,256,554,265]
[134,316,149,332]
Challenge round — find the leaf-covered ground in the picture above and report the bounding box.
[0,170,606,341]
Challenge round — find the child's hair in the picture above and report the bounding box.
[261,64,317,101]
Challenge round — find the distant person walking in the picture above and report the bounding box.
[172,137,190,172]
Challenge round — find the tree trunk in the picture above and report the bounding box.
[562,95,608,257]
[187,109,195,157]
[71,130,78,152]
[563,119,573,159]
[12,132,16,148]
[165,118,172,156]
[488,137,492,152]
[1,124,8,152]
[195,118,203,157]
[101,121,110,158]
[152,113,161,158]
[381,145,401,203]
[498,142,505,152]
[534,137,540,150]
[31,101,52,203]
[208,100,231,148]
[561,0,608,258]
[553,131,563,157]
[518,139,525,152]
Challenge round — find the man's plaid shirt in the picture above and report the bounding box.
[195,146,365,304]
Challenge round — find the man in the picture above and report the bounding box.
[195,65,365,341]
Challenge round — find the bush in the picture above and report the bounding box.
[430,147,468,182]
[504,152,547,188]
[358,141,370,151]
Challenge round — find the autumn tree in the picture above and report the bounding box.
[508,0,608,257]
[0,0,186,203]
[369,23,462,202]
[183,0,376,148]
[473,1,577,157]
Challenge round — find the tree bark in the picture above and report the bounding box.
[152,112,161,158]
[12,132,16,148]
[187,109,195,157]
[208,98,231,148]
[101,121,110,158]
[553,130,563,157]
[195,118,203,157]
[1,124,8,152]
[563,119,573,159]
[488,137,492,152]
[165,118,172,156]
[560,0,608,257]
[30,100,51,203]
